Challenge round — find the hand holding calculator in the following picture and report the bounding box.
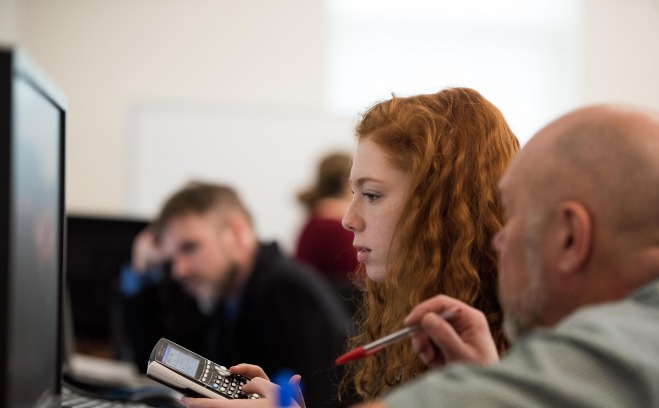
[146,338,261,400]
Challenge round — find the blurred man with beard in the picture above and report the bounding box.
[120,182,348,408]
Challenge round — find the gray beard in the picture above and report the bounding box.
[503,214,548,342]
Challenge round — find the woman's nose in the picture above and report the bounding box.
[342,201,363,232]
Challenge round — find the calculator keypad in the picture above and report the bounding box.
[200,361,260,399]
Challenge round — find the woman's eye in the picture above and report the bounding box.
[363,193,380,202]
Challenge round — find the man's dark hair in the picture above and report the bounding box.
[152,181,252,241]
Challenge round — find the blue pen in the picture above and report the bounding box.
[273,370,301,408]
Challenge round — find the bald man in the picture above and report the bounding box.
[356,105,659,407]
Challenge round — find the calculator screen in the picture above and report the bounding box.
[163,344,201,377]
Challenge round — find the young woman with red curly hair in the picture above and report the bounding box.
[340,87,518,401]
[182,88,520,407]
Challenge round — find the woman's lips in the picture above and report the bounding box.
[355,246,371,262]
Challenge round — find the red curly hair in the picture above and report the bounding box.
[341,87,519,401]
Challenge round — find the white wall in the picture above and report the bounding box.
[128,104,355,250]
[15,0,330,211]
[9,0,338,251]
[0,0,20,44]
[326,0,581,145]
[3,0,659,250]
[577,0,659,109]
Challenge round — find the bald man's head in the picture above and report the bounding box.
[495,105,659,335]
[512,105,659,239]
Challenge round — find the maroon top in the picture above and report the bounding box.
[295,216,358,281]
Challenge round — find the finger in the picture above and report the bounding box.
[289,374,306,408]
[404,295,466,325]
[241,376,276,398]
[411,332,441,368]
[420,312,469,362]
[230,364,269,380]
[424,338,446,368]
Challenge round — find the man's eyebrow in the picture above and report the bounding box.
[180,241,198,251]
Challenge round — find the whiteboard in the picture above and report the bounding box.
[127,104,357,253]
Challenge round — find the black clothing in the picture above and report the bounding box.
[121,242,349,408]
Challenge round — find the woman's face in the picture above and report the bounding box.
[342,138,412,282]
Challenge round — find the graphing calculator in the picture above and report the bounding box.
[146,338,261,400]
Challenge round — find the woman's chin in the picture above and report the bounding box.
[365,266,386,283]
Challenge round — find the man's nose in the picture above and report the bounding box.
[171,256,191,279]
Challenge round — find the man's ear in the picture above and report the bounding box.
[555,201,592,275]
[226,214,252,248]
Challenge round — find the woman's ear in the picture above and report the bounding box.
[555,201,592,275]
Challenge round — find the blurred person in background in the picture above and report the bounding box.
[295,152,359,317]
[120,181,349,408]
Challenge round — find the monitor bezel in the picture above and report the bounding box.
[0,46,67,407]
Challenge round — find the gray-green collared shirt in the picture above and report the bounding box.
[384,278,659,408]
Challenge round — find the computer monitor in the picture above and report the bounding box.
[0,47,67,407]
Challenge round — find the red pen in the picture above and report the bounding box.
[335,307,460,366]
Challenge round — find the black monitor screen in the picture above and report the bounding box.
[0,48,66,408]
[66,214,148,353]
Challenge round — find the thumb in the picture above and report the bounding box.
[289,375,305,408]
[421,312,467,360]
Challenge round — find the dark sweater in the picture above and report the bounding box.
[121,242,349,408]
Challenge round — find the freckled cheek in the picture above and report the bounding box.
[381,213,401,252]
